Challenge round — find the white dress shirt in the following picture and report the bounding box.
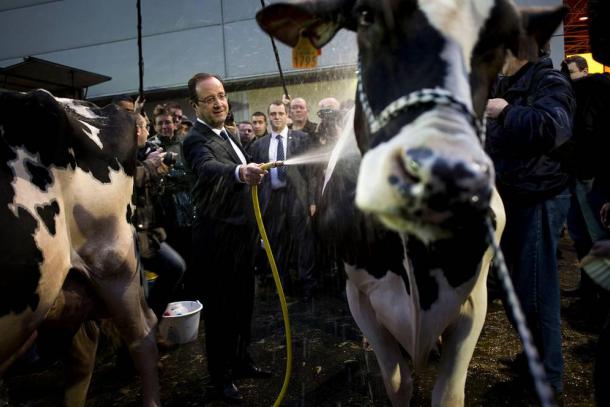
[269,127,288,189]
[197,118,246,182]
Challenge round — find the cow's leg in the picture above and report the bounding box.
[431,262,489,407]
[346,277,412,406]
[104,282,158,407]
[63,321,99,407]
[93,251,159,407]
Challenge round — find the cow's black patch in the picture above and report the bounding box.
[36,200,60,235]
[0,136,42,316]
[26,160,53,191]
[0,90,137,184]
[126,204,133,224]
[0,206,42,317]
[406,222,488,310]
[406,147,433,163]
[317,157,410,294]
[363,9,448,149]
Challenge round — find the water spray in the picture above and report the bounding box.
[251,160,292,407]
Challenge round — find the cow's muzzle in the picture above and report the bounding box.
[356,145,493,233]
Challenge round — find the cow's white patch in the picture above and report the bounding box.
[8,148,50,217]
[64,162,133,252]
[78,120,104,150]
[55,97,100,120]
[418,0,495,70]
[441,40,473,110]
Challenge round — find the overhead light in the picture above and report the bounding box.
[579,16,589,21]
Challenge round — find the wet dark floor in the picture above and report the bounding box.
[2,237,602,406]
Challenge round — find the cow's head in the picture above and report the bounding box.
[258,0,565,240]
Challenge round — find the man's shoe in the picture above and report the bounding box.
[233,363,272,379]
[207,380,244,404]
[219,381,244,404]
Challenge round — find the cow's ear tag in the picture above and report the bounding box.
[292,35,320,69]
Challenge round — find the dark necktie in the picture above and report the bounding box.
[219,129,229,142]
[276,134,286,182]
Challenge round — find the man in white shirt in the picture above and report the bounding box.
[182,73,270,404]
[250,100,317,301]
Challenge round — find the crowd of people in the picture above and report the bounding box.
[114,44,610,402]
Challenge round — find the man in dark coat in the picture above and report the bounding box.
[561,56,610,297]
[289,97,318,137]
[485,51,576,396]
[182,73,269,403]
[250,100,317,300]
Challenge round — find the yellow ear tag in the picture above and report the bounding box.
[292,35,320,69]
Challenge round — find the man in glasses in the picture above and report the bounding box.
[183,72,269,404]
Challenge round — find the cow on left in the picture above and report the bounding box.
[0,89,160,407]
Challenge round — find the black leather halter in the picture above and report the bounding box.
[356,58,486,144]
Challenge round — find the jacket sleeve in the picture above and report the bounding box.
[135,159,162,191]
[183,135,241,185]
[488,71,576,157]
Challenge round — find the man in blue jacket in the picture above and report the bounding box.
[485,50,576,397]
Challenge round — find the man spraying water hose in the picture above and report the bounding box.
[183,73,272,404]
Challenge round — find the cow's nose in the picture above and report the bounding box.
[391,148,492,211]
[426,157,492,211]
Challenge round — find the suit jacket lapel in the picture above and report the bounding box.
[287,130,296,158]
[194,121,241,164]
[261,134,271,161]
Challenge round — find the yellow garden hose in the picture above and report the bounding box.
[251,161,292,406]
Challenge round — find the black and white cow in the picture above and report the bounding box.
[0,89,160,407]
[258,1,565,405]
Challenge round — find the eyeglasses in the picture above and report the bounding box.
[197,93,227,106]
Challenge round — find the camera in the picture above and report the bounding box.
[163,152,178,166]
[144,141,178,166]
[317,108,340,122]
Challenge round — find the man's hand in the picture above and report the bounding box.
[282,94,291,105]
[309,204,316,217]
[145,149,169,175]
[485,98,509,119]
[147,149,165,166]
[239,163,267,186]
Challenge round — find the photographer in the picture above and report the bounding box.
[134,114,186,321]
[149,106,194,295]
[314,97,342,146]
[310,97,343,207]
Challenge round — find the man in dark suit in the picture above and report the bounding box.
[182,72,269,403]
[250,100,317,300]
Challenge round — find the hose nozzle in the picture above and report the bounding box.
[261,160,285,171]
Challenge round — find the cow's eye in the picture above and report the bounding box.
[358,9,374,27]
